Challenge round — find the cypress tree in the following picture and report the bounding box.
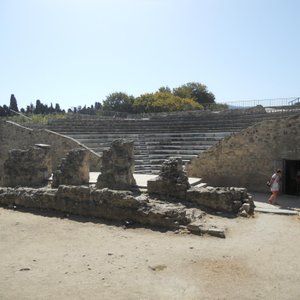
[9,94,19,112]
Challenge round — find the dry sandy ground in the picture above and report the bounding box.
[0,207,299,300]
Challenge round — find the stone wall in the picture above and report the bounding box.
[186,186,253,214]
[186,114,300,192]
[0,121,101,186]
[3,145,51,187]
[0,186,193,232]
[0,184,253,237]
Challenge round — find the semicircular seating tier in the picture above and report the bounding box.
[45,109,297,174]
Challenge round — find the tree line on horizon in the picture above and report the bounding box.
[0,82,225,117]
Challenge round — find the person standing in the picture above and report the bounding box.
[268,169,282,205]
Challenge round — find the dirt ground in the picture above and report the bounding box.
[0,206,299,300]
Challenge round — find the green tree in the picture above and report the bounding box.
[55,103,62,113]
[1,105,11,116]
[102,92,135,113]
[94,102,102,110]
[173,82,215,105]
[133,92,203,113]
[26,103,34,114]
[9,94,19,112]
[0,106,6,116]
[157,86,171,93]
[49,103,55,114]
[35,100,44,114]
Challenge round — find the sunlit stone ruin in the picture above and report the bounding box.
[52,148,90,188]
[0,105,300,237]
[96,139,136,190]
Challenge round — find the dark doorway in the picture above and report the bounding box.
[284,160,300,195]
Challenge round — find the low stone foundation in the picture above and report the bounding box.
[147,157,254,215]
[0,181,255,238]
[187,186,254,214]
[0,186,230,237]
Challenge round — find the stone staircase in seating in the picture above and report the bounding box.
[45,109,296,174]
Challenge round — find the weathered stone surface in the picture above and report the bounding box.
[0,185,254,237]
[0,187,57,209]
[0,121,101,187]
[238,203,250,217]
[146,157,253,214]
[0,186,191,231]
[52,149,90,188]
[186,186,252,213]
[147,157,190,200]
[96,139,136,190]
[186,114,300,192]
[3,145,51,187]
[187,221,226,238]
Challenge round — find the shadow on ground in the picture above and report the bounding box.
[250,192,300,211]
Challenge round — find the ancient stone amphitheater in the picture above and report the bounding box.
[44,107,296,174]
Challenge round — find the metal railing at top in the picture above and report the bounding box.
[288,97,300,106]
[223,97,300,109]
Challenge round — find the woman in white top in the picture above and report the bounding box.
[268,169,282,205]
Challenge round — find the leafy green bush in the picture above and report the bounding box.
[133,92,203,113]
[102,92,135,113]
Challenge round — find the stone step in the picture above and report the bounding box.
[149,157,196,163]
[42,109,298,175]
[48,114,280,127]
[67,135,230,144]
[52,126,244,134]
[74,138,222,146]
[147,149,205,155]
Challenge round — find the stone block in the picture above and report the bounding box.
[3,145,51,187]
[52,149,90,188]
[187,222,226,238]
[186,186,250,213]
[96,139,136,190]
[147,157,190,200]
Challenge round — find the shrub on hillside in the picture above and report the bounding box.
[133,92,203,113]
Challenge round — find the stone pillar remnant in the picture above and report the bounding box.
[52,148,90,188]
[3,144,51,187]
[96,139,136,190]
[147,157,190,200]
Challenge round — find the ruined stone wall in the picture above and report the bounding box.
[0,185,250,237]
[0,121,101,185]
[186,114,300,192]
[0,186,191,232]
[3,145,51,187]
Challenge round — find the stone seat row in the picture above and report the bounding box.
[47,129,233,173]
[65,131,227,173]
[48,110,286,126]
[45,114,273,132]
[52,125,244,134]
[41,109,297,174]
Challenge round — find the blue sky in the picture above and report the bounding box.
[1,0,299,110]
